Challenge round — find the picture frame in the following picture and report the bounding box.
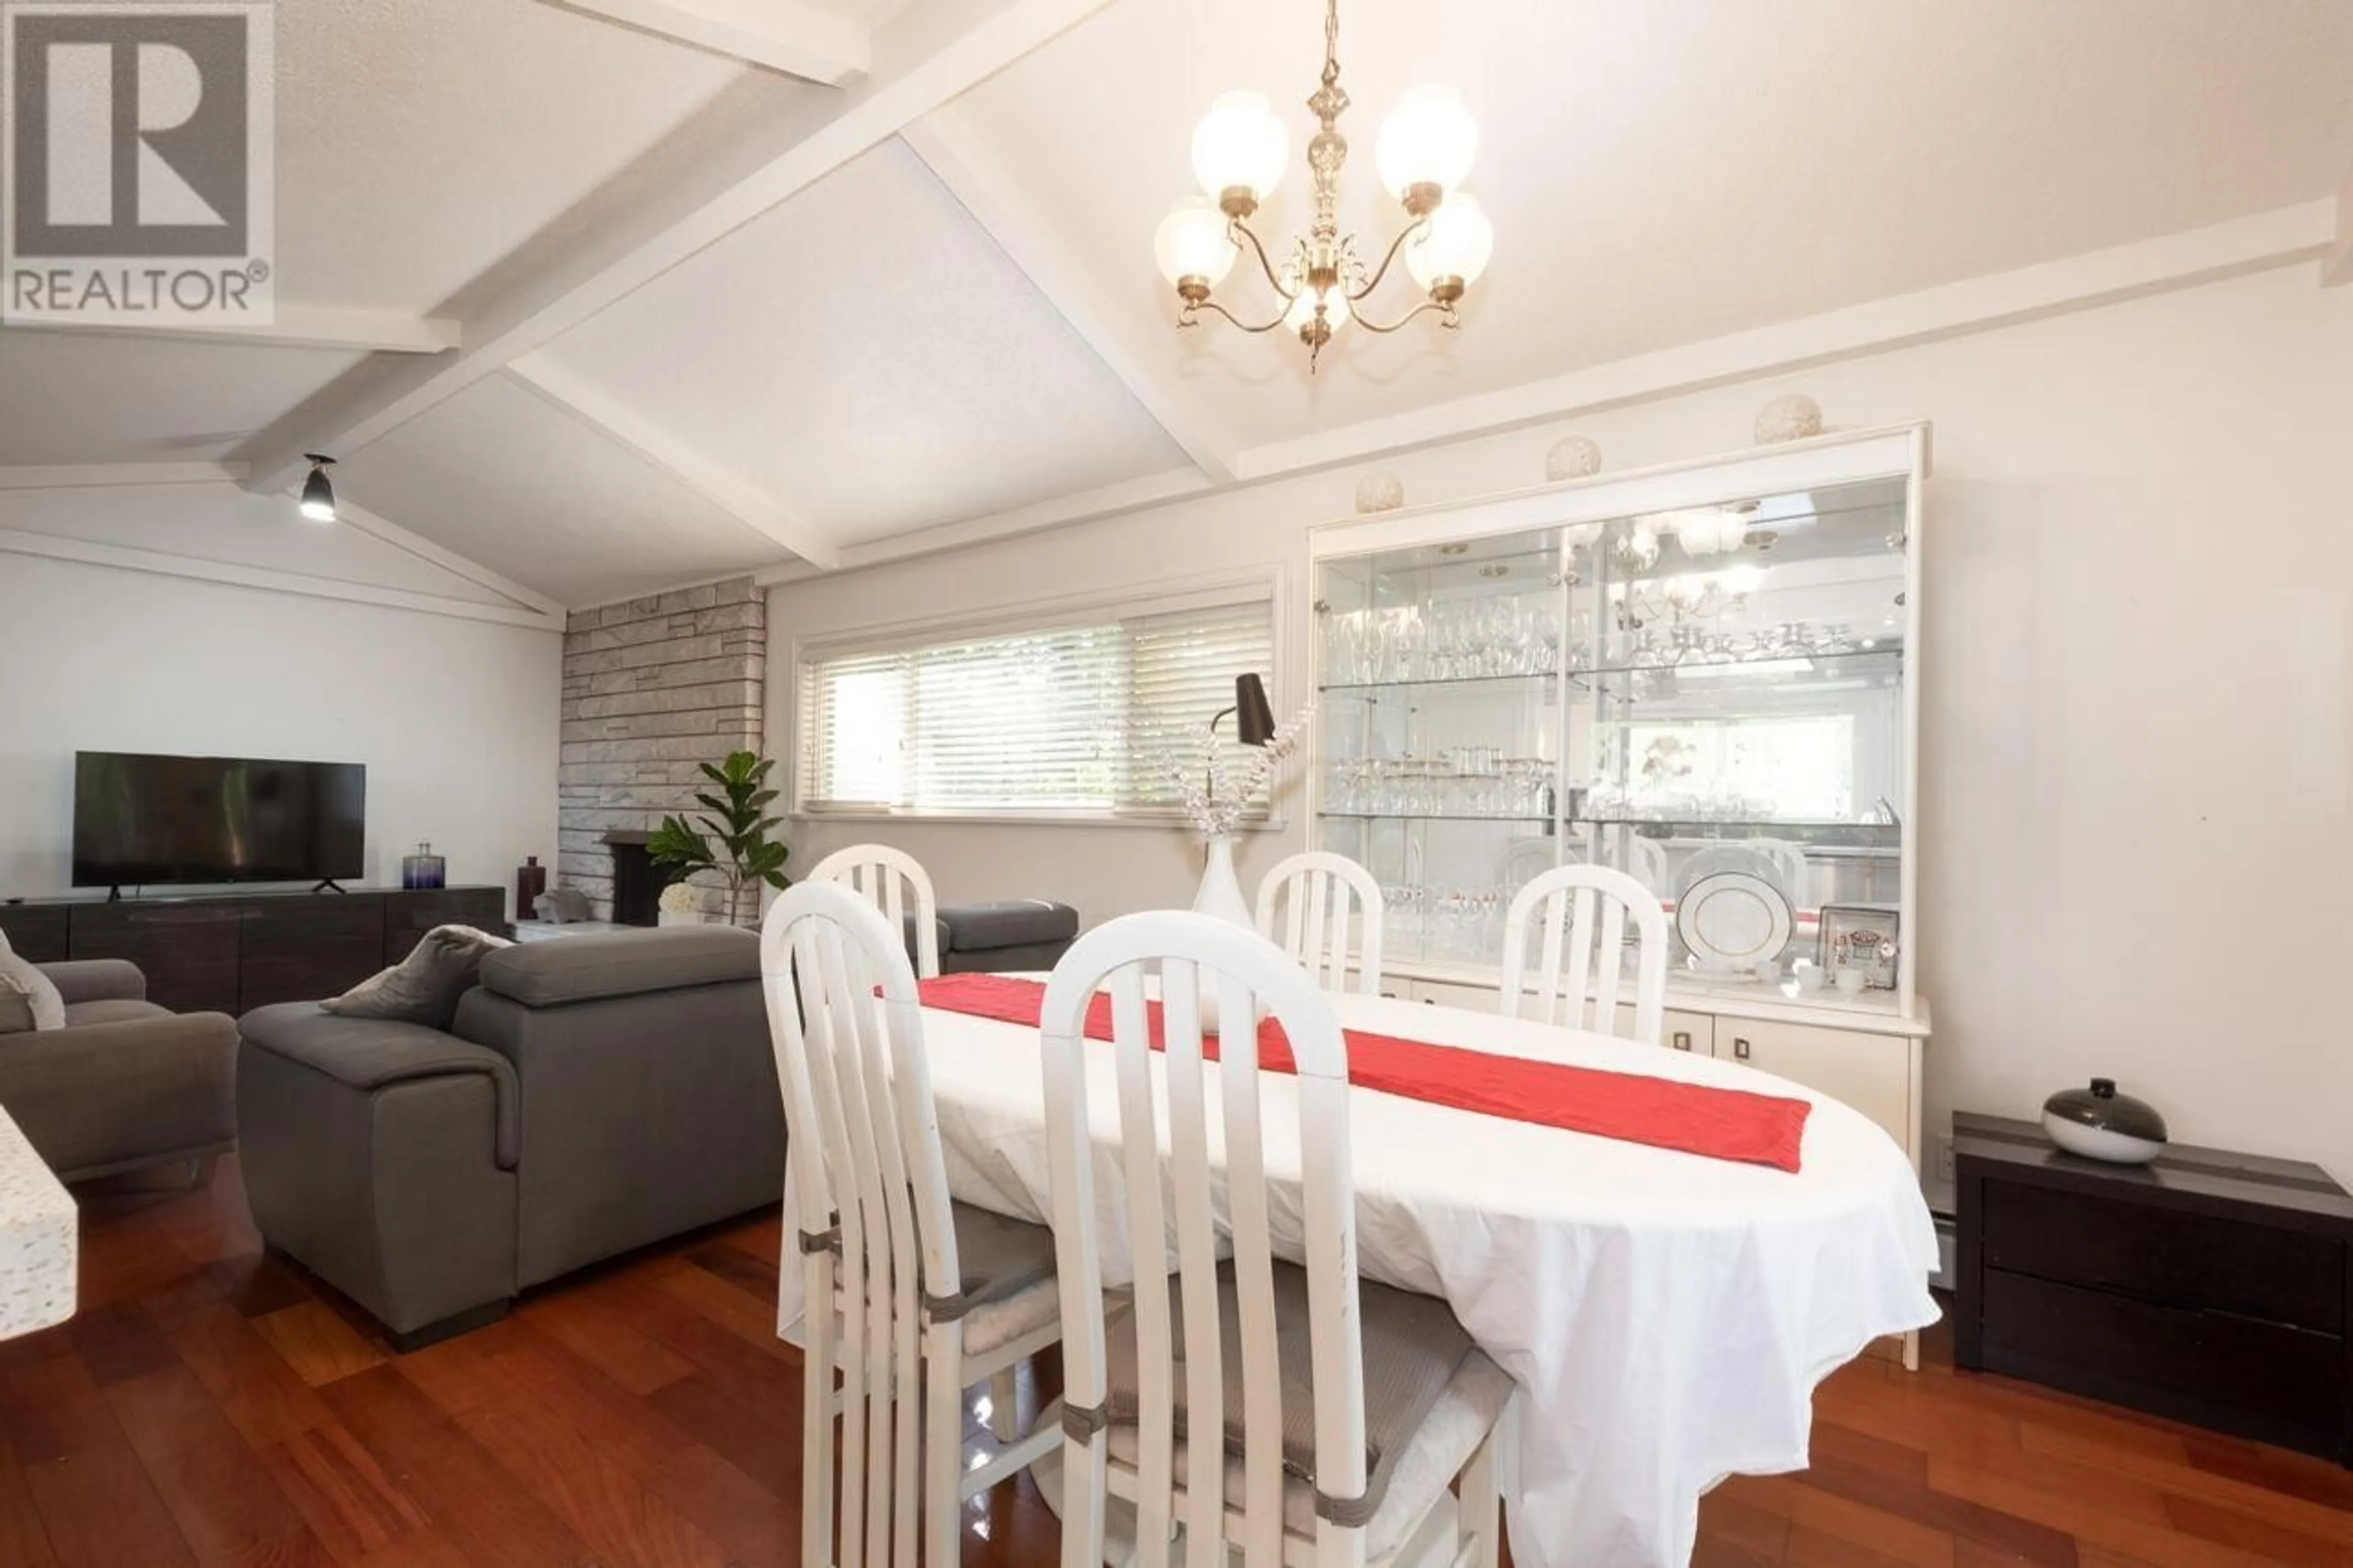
[1819,902,1900,990]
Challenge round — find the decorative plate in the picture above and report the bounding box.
[1673,844,1791,907]
[1676,871,1794,970]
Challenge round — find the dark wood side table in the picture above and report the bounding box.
[1952,1112,2351,1463]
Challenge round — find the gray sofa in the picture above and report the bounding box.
[237,926,782,1349]
[0,960,238,1182]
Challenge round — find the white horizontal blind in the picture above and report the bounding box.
[798,595,1276,819]
[1120,599,1279,812]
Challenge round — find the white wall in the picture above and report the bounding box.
[0,555,560,911]
[770,264,2353,1191]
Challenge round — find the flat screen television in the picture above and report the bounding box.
[72,752,366,890]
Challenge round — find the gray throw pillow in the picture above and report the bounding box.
[323,923,513,1031]
[0,952,66,1034]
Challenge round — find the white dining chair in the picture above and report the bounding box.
[761,882,1062,1568]
[1254,850,1385,996]
[1042,911,1517,1568]
[808,842,942,979]
[1499,863,1670,1045]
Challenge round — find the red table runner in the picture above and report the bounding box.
[915,973,1811,1173]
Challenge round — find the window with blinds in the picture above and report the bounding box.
[797,594,1277,819]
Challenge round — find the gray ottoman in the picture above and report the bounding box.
[921,900,1080,974]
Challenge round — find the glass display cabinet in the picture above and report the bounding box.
[1310,425,1933,1274]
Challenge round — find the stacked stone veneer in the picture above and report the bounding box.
[558,577,765,921]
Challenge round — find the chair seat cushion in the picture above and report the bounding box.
[828,1200,1055,1324]
[1104,1338,1514,1561]
[823,1202,1059,1357]
[61,998,170,1028]
[929,1201,1056,1322]
[1102,1260,1480,1525]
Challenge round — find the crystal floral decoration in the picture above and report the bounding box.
[1153,0,1492,371]
[1151,703,1317,838]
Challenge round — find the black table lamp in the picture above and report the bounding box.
[1214,673,1277,746]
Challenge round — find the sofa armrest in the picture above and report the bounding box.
[237,1004,520,1168]
[37,959,145,1006]
[0,1009,236,1180]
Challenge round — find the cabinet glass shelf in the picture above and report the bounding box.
[1319,670,1555,696]
[1319,811,1554,825]
[1570,817,1898,836]
[1566,646,1903,683]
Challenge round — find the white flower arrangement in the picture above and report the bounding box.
[1149,702,1316,838]
[657,881,702,914]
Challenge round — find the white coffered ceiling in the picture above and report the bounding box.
[3,0,2349,613]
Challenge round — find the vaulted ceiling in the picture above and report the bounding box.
[3,0,2350,615]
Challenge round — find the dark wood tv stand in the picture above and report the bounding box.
[0,886,509,1015]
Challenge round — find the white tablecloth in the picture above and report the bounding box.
[779,986,1937,1568]
[0,1104,76,1340]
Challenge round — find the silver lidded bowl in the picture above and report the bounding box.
[2042,1078,2168,1165]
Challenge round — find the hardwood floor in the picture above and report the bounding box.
[3,1157,2347,1567]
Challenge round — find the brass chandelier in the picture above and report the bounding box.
[1152,0,1493,372]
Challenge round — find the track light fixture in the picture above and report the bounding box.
[299,455,338,525]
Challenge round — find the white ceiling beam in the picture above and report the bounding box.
[234,0,1115,502]
[547,0,868,84]
[0,461,244,490]
[903,108,1238,482]
[1236,200,2339,480]
[504,357,842,570]
[754,464,1211,585]
[0,526,564,631]
[5,306,459,355]
[2324,162,2353,288]
[328,495,569,619]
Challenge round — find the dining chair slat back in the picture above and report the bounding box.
[1500,863,1669,1045]
[1255,851,1385,996]
[763,882,1058,1568]
[1041,913,1368,1568]
[808,843,942,979]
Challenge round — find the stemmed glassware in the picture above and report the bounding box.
[1325,595,1564,685]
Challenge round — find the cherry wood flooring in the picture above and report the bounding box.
[2,1157,2347,1567]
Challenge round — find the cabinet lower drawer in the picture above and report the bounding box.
[1980,1268,2345,1454]
[1985,1179,2343,1333]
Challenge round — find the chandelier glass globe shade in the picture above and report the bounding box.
[1407,194,1494,289]
[1376,85,1478,200]
[1154,197,1239,287]
[1192,92,1289,203]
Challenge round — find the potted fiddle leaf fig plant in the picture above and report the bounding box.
[645,749,791,927]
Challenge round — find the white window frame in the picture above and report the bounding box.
[786,568,1294,829]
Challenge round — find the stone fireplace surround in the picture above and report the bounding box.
[558,577,765,923]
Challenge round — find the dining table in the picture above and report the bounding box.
[0,1102,77,1342]
[776,979,1939,1568]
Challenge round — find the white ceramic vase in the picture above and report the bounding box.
[1191,834,1254,1032]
